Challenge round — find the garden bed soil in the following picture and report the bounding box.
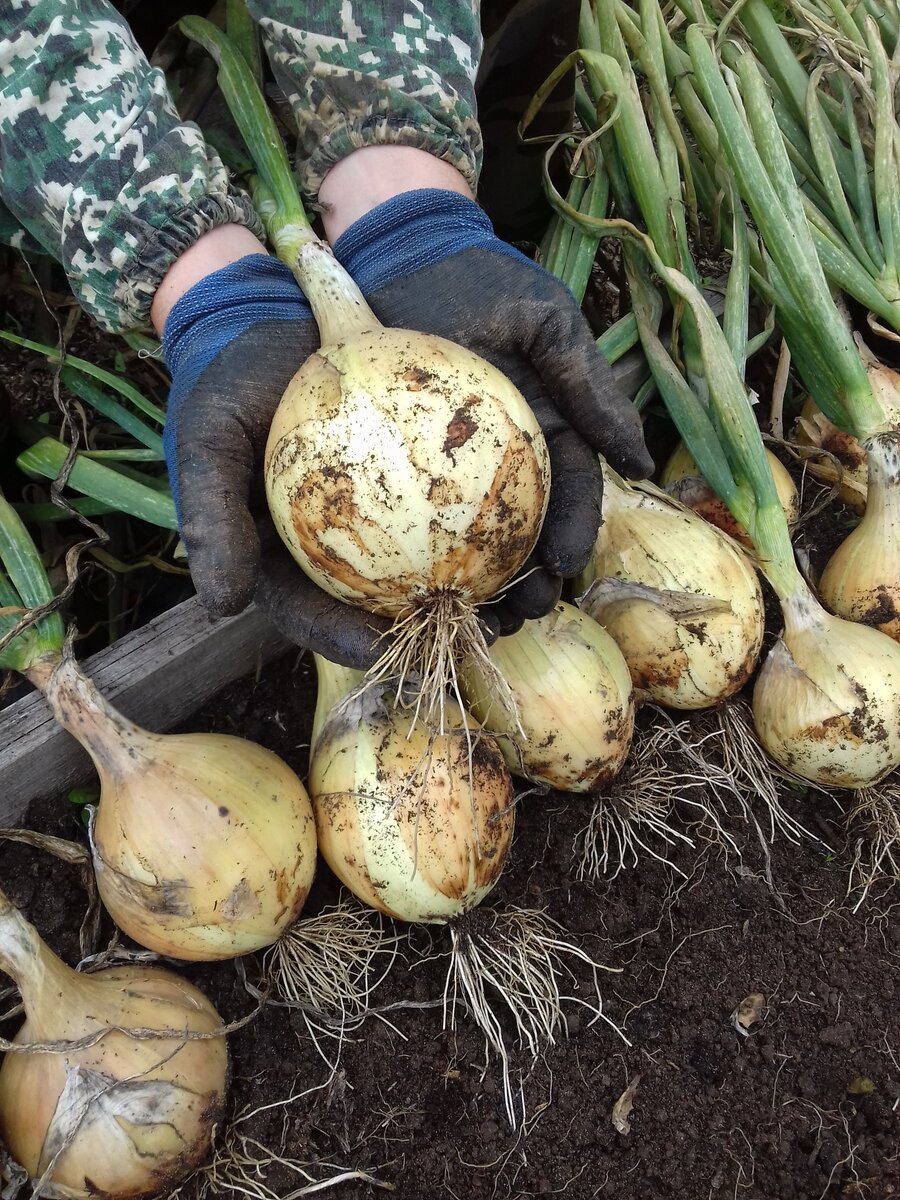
[2,651,898,1200]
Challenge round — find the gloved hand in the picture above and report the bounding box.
[162,254,393,667]
[332,189,654,633]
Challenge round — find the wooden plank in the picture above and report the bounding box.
[0,599,291,823]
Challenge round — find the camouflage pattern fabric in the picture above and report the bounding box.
[0,0,481,332]
[249,1,482,197]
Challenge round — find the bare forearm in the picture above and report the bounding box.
[319,147,474,242]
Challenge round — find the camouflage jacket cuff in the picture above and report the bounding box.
[298,120,478,200]
[251,1,483,201]
[93,190,264,334]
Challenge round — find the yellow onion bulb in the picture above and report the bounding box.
[265,328,550,616]
[309,656,514,923]
[579,463,764,709]
[29,652,317,961]
[461,602,635,791]
[792,363,900,514]
[0,890,228,1198]
[792,397,869,512]
[661,442,798,543]
[819,433,900,640]
[752,587,900,787]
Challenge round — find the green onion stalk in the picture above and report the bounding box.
[523,1,767,712]
[180,18,553,732]
[678,23,900,640]
[533,2,900,781]
[0,492,317,961]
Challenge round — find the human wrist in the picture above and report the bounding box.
[318,146,474,242]
[151,224,269,335]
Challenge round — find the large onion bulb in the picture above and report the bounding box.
[579,463,764,709]
[266,329,550,617]
[27,651,317,961]
[0,889,228,1198]
[309,656,514,923]
[819,433,900,640]
[461,602,635,791]
[753,587,900,786]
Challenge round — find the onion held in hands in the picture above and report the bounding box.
[264,245,549,723]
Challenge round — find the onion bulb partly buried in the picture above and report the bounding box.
[25,649,317,961]
[792,397,869,513]
[461,602,635,791]
[309,655,514,923]
[752,585,900,787]
[0,887,227,1198]
[819,434,900,640]
[578,462,764,710]
[661,442,798,543]
[265,267,550,723]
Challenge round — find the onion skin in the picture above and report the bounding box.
[29,652,317,962]
[265,328,550,615]
[0,894,228,1199]
[461,602,635,791]
[793,398,869,513]
[90,731,317,960]
[752,589,900,787]
[661,444,799,543]
[581,465,764,710]
[309,666,514,923]
[819,433,900,641]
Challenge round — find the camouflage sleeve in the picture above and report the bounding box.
[249,0,483,198]
[0,0,262,332]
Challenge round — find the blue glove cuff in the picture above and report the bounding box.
[161,255,312,527]
[332,189,536,294]
[162,254,311,387]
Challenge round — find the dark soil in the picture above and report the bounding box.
[2,651,898,1200]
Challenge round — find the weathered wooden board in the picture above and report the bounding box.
[0,599,290,823]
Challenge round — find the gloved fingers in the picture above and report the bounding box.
[255,529,394,670]
[497,558,563,624]
[475,606,503,646]
[521,297,654,481]
[536,427,604,578]
[174,416,262,618]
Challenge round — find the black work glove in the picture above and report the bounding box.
[162,255,392,667]
[331,190,653,633]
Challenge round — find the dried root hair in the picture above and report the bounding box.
[241,896,399,1071]
[441,906,627,1129]
[701,699,825,847]
[846,781,900,912]
[576,710,741,880]
[166,1091,390,1200]
[364,590,519,736]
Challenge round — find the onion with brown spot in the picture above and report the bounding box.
[308,655,514,923]
[0,888,228,1198]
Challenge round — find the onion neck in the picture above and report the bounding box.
[24,648,145,776]
[290,241,382,346]
[751,501,810,606]
[312,654,365,751]
[0,889,81,1031]
[859,432,900,526]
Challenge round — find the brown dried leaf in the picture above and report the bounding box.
[611,1073,642,1135]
